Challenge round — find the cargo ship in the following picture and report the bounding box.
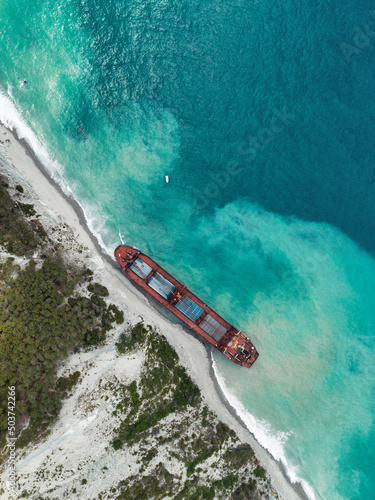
[115,245,259,368]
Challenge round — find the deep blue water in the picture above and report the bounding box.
[1,0,375,498]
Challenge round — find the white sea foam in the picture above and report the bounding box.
[0,89,110,256]
[211,356,317,500]
[0,88,64,181]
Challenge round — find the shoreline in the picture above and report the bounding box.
[208,360,309,500]
[0,120,309,500]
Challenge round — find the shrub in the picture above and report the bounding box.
[15,184,24,193]
[224,443,254,467]
[108,304,124,324]
[0,183,43,255]
[254,465,266,479]
[57,371,81,393]
[84,327,105,345]
[215,421,234,442]
[18,203,36,217]
[0,182,125,457]
[116,322,148,353]
[174,367,200,407]
[222,473,238,489]
[88,282,109,297]
[90,294,106,308]
[112,439,123,450]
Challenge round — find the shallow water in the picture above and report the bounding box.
[1,0,375,498]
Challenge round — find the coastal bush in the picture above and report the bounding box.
[175,474,241,499]
[222,473,239,489]
[0,251,124,453]
[111,323,271,499]
[15,184,23,193]
[112,439,123,450]
[108,304,124,324]
[128,381,141,413]
[84,327,105,345]
[101,303,124,332]
[114,327,200,447]
[121,405,172,444]
[174,478,216,500]
[186,446,217,477]
[173,478,198,499]
[188,485,216,499]
[231,478,257,499]
[116,322,148,353]
[88,282,109,297]
[215,421,235,441]
[148,333,178,367]
[90,294,106,308]
[224,443,255,468]
[201,406,208,427]
[173,366,200,407]
[17,202,36,217]
[0,181,44,255]
[143,447,158,463]
[56,371,81,393]
[253,465,267,479]
[176,415,237,476]
[117,463,175,499]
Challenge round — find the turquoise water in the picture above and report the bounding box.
[1,0,375,498]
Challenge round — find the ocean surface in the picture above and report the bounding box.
[1,0,375,498]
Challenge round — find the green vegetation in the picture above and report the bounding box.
[56,371,81,393]
[231,478,257,499]
[174,478,216,500]
[170,473,245,500]
[112,325,200,448]
[88,282,109,297]
[112,439,123,451]
[17,202,36,218]
[117,463,175,499]
[254,465,267,479]
[0,181,46,255]
[224,443,255,468]
[116,322,148,353]
[0,255,123,450]
[0,180,271,498]
[110,323,267,500]
[184,423,234,477]
[0,180,124,455]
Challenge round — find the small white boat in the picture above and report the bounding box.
[165,175,169,184]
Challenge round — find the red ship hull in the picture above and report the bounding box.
[115,245,259,368]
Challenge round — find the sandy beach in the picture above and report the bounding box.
[0,121,307,499]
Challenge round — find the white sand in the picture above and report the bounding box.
[0,122,306,499]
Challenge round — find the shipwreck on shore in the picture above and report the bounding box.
[115,245,259,368]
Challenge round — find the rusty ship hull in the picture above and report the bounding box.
[115,245,259,368]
